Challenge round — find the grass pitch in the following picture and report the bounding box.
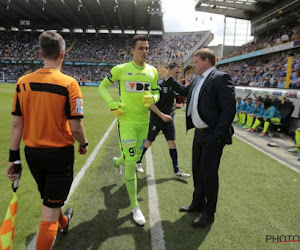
[1,84,300,249]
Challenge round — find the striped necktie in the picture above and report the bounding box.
[187,75,203,116]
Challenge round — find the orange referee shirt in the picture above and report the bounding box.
[12,68,84,148]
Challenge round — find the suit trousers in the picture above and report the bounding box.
[191,128,225,215]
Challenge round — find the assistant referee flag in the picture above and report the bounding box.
[0,193,18,250]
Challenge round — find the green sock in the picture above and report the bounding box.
[296,130,300,147]
[252,119,261,130]
[234,113,238,122]
[263,121,270,133]
[124,160,138,209]
[248,116,254,127]
[241,113,246,124]
[245,114,249,126]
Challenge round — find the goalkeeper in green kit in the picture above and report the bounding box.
[99,35,159,226]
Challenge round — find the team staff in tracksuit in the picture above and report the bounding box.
[248,98,281,136]
[244,97,264,129]
[234,96,245,124]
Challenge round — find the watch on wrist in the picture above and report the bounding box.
[80,142,88,148]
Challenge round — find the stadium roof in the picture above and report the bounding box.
[195,0,300,24]
[0,0,164,34]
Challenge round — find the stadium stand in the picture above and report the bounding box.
[0,31,208,83]
[222,25,300,60]
[217,52,300,89]
[0,0,299,129]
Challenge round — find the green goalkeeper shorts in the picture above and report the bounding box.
[118,121,148,162]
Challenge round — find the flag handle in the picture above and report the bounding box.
[12,160,21,192]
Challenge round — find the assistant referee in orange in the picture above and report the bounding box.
[6,31,88,250]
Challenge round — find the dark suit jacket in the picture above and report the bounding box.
[165,68,236,144]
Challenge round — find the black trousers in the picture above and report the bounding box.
[191,128,225,216]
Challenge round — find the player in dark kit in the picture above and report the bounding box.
[136,63,190,177]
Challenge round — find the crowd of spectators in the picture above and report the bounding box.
[0,64,111,83]
[67,33,202,65]
[0,64,33,82]
[2,28,300,88]
[0,31,202,65]
[0,31,203,82]
[62,66,110,82]
[223,25,300,59]
[218,52,300,89]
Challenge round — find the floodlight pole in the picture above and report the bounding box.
[233,18,237,47]
[222,16,226,58]
[246,20,249,44]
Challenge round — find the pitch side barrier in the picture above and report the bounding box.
[2,80,100,86]
[217,39,300,65]
[79,81,99,87]
[235,86,300,100]
[0,59,118,67]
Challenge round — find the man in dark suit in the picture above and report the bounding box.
[157,48,236,228]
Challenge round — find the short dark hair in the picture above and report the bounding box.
[264,98,272,109]
[131,35,148,48]
[193,48,216,66]
[168,62,179,70]
[39,31,65,60]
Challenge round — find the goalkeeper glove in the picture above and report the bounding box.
[143,91,155,108]
[109,101,126,118]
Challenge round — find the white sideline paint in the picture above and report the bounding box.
[146,147,166,250]
[68,119,117,201]
[26,119,117,250]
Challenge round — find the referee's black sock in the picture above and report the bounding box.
[137,147,148,164]
[169,148,179,173]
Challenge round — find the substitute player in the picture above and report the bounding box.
[136,63,190,177]
[99,35,159,226]
[6,31,88,250]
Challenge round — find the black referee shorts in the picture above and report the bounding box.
[147,118,176,142]
[25,145,74,208]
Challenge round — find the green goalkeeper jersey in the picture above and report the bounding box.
[99,60,159,124]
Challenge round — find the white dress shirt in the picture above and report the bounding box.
[191,67,215,129]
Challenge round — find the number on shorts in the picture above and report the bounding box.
[129,146,136,157]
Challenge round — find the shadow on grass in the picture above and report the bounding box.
[162,213,212,249]
[144,175,188,185]
[54,181,150,250]
[25,232,36,247]
[53,175,187,249]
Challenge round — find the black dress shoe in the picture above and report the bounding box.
[192,213,214,228]
[179,204,203,213]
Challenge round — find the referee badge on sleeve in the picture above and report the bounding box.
[75,98,84,114]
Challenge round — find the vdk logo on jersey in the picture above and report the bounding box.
[125,81,151,92]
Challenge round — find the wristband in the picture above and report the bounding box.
[9,149,20,162]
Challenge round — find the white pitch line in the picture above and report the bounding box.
[67,119,117,201]
[27,119,117,250]
[146,147,166,250]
